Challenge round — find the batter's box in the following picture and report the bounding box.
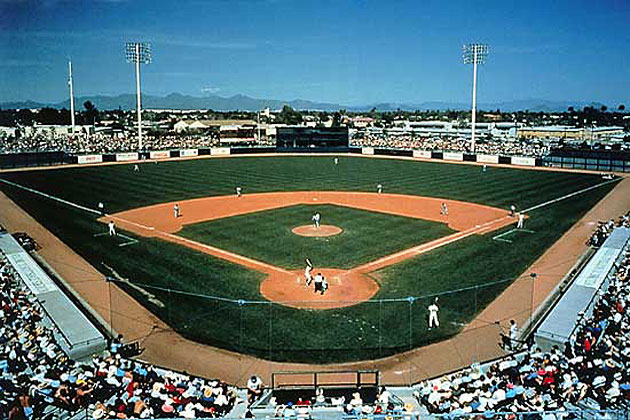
[492,228,535,244]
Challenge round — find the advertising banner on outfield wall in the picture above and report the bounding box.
[511,156,536,166]
[476,154,500,164]
[77,154,103,164]
[412,150,432,159]
[180,149,199,157]
[443,152,464,161]
[211,147,231,156]
[362,147,375,155]
[149,151,170,159]
[116,152,139,162]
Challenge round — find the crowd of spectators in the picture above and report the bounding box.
[415,217,630,416]
[0,133,221,154]
[350,133,550,157]
[588,213,630,247]
[0,251,240,419]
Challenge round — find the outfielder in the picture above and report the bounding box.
[108,220,117,236]
[428,298,440,329]
[134,164,140,172]
[334,157,339,165]
[304,258,314,286]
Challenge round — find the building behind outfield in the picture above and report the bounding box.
[276,126,349,149]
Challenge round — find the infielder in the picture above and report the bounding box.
[517,212,524,229]
[174,203,180,218]
[440,202,448,216]
[304,258,314,286]
[377,184,383,194]
[108,220,117,236]
[312,212,321,229]
[236,186,242,197]
[428,298,439,329]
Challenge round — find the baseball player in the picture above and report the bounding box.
[133,164,140,172]
[377,184,383,194]
[98,202,105,215]
[440,202,448,216]
[319,277,329,295]
[517,212,525,229]
[428,298,439,329]
[509,319,518,350]
[313,273,324,294]
[312,212,321,229]
[236,186,242,198]
[108,220,117,236]
[482,164,487,172]
[304,258,314,286]
[334,157,339,165]
[174,203,180,218]
[510,204,517,217]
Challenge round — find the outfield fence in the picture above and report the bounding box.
[106,273,536,367]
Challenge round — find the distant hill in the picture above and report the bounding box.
[0,93,342,112]
[0,93,616,113]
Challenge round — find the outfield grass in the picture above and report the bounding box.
[178,204,455,269]
[0,156,617,362]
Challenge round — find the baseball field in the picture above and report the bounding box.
[0,155,617,363]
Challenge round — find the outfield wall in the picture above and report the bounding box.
[3,146,630,172]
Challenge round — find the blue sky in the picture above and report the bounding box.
[1,0,629,106]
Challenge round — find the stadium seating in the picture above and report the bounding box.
[414,214,630,416]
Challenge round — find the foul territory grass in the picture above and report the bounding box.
[178,204,454,269]
[0,156,618,362]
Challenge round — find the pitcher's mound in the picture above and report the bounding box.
[292,225,343,237]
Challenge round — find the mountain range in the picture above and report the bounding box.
[0,93,615,113]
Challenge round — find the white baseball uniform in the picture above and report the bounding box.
[428,303,439,328]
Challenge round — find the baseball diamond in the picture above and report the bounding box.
[0,155,619,365]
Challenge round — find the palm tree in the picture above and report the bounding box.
[619,104,626,112]
[83,101,98,125]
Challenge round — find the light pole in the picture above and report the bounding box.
[125,42,152,151]
[462,43,489,153]
[68,60,76,135]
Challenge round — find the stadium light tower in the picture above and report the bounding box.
[125,42,152,150]
[68,60,76,134]
[462,43,489,153]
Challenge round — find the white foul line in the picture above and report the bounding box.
[522,178,620,214]
[0,178,100,215]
